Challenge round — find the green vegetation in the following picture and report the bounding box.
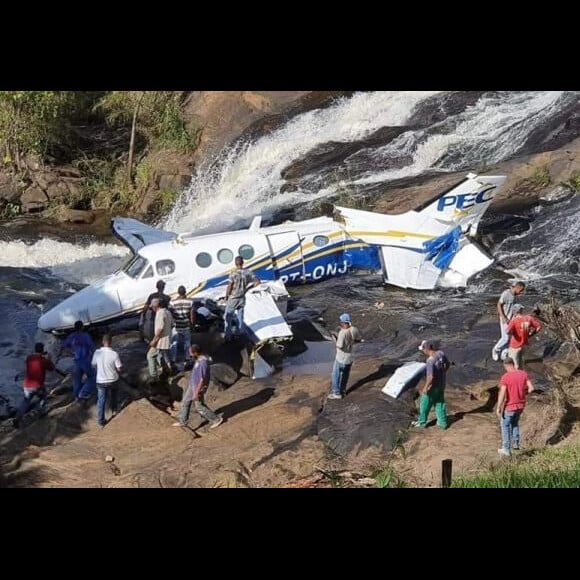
[531,165,552,188]
[373,466,407,488]
[452,446,580,488]
[0,91,100,169]
[565,172,580,192]
[0,201,21,220]
[0,91,199,219]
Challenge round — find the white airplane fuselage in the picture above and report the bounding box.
[37,173,507,333]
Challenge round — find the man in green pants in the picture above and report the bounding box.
[411,340,450,429]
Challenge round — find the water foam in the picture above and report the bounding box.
[0,239,129,284]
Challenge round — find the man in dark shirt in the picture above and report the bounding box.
[140,280,171,341]
[13,342,64,428]
[172,344,223,429]
[412,339,451,430]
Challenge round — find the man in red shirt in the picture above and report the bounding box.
[13,343,62,428]
[506,304,542,369]
[496,356,535,456]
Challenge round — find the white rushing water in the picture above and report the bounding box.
[164,91,443,233]
[165,90,573,234]
[0,239,129,284]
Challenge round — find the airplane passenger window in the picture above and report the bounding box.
[196,252,212,268]
[313,235,329,248]
[238,244,255,260]
[142,265,154,279]
[156,260,175,276]
[218,248,234,264]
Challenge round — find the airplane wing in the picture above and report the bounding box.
[112,217,178,253]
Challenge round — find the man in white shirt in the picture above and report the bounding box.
[147,298,174,378]
[91,334,123,427]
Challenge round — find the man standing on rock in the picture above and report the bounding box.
[412,340,450,429]
[328,313,362,400]
[223,256,260,341]
[60,320,95,401]
[496,356,535,456]
[140,280,171,342]
[92,334,123,427]
[13,342,64,428]
[147,298,174,379]
[492,282,526,361]
[169,285,195,368]
[172,344,223,430]
[506,304,542,369]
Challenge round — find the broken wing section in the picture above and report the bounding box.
[381,235,494,290]
[112,217,178,253]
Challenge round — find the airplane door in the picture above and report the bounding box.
[266,231,305,282]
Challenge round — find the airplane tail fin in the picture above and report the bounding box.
[414,173,507,236]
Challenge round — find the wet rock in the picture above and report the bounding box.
[57,208,96,224]
[317,386,414,457]
[157,174,191,192]
[211,362,239,388]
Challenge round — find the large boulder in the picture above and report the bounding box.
[0,173,23,203]
[20,186,48,213]
[317,385,415,457]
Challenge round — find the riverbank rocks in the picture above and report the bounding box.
[57,208,96,224]
[20,186,49,213]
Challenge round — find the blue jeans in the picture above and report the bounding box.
[493,320,510,354]
[15,387,47,422]
[73,358,95,399]
[501,409,522,450]
[224,305,244,339]
[96,381,119,425]
[331,361,352,396]
[170,329,192,362]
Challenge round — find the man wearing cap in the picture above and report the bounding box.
[412,340,450,429]
[140,280,171,342]
[328,313,362,400]
[506,304,542,369]
[496,356,535,456]
[492,282,526,361]
[13,343,64,428]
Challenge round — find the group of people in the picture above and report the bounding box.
[14,252,544,457]
[14,255,262,430]
[141,255,260,380]
[327,281,544,457]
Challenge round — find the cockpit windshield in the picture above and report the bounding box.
[123,255,148,279]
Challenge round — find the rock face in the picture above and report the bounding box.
[317,387,415,457]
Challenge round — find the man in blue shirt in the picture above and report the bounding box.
[61,320,95,401]
[172,344,223,429]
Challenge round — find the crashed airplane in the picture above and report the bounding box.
[38,173,506,338]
